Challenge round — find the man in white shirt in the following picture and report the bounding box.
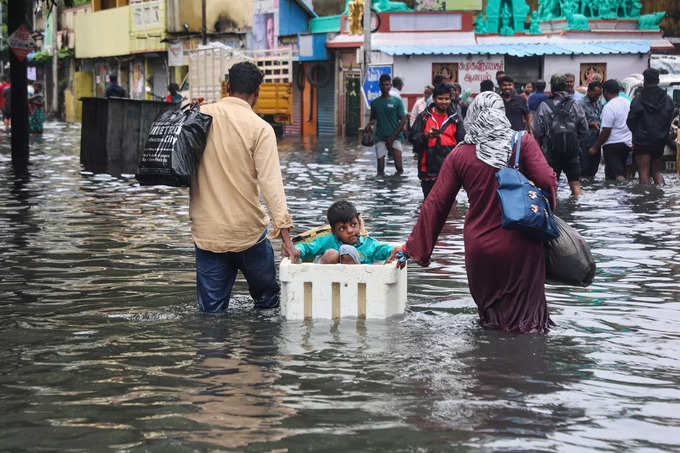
[588,79,632,181]
[409,84,433,127]
[566,73,585,101]
[389,76,404,102]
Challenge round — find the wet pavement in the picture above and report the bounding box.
[1,122,679,452]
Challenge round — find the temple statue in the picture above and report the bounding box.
[485,0,530,35]
[372,0,413,12]
[474,12,488,34]
[500,4,514,35]
[528,11,542,34]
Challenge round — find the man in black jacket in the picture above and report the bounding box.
[105,75,126,98]
[627,68,674,185]
[409,84,465,198]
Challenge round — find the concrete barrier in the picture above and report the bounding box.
[279,258,407,319]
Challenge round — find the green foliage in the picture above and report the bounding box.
[33,51,51,63]
[57,48,73,59]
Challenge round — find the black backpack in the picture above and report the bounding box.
[547,99,578,156]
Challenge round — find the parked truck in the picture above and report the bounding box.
[187,45,293,134]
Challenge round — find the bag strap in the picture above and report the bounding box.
[510,130,524,168]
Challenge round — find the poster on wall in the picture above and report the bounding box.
[252,0,277,50]
[168,41,184,67]
[431,63,459,83]
[131,61,145,100]
[580,63,606,86]
[253,13,276,49]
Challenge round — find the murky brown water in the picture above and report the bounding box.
[1,123,679,451]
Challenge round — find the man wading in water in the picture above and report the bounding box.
[365,74,407,176]
[190,62,295,312]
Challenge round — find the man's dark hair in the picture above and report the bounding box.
[587,81,603,91]
[496,70,505,78]
[327,200,359,226]
[451,83,462,92]
[433,83,452,98]
[392,76,403,89]
[168,82,179,93]
[379,74,391,84]
[229,61,264,94]
[109,74,118,83]
[643,68,660,85]
[433,74,445,86]
[480,79,494,92]
[534,80,546,92]
[550,74,567,93]
[500,75,514,84]
[603,79,620,95]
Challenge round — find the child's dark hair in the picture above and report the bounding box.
[327,200,358,226]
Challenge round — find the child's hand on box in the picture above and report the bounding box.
[386,244,408,269]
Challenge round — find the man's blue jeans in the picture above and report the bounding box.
[195,234,279,312]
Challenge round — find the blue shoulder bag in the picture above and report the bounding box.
[495,131,559,242]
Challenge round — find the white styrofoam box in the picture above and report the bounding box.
[279,258,407,320]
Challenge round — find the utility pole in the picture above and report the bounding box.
[201,0,207,45]
[51,4,58,116]
[8,0,31,175]
[362,0,372,127]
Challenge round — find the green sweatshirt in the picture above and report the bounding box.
[294,233,394,264]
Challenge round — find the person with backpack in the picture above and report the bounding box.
[626,68,674,185]
[533,74,588,196]
[588,79,633,182]
[409,83,466,198]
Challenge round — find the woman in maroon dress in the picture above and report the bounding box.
[390,92,558,333]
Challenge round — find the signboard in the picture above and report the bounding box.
[168,41,184,67]
[458,59,504,87]
[362,65,392,107]
[7,24,35,62]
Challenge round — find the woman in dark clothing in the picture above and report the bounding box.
[389,92,558,333]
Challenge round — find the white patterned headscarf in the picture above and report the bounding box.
[463,91,516,169]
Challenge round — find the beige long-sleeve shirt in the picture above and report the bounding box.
[190,96,293,253]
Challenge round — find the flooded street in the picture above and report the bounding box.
[1,122,679,451]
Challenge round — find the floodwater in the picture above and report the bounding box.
[1,122,679,452]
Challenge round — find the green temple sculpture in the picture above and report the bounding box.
[485,0,530,35]
[342,0,412,14]
[500,4,514,35]
[528,10,542,34]
[474,12,488,34]
[638,11,665,30]
[535,0,666,31]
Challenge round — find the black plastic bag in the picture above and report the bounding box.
[545,215,596,287]
[360,127,375,147]
[136,103,212,187]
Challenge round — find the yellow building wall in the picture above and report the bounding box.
[129,0,167,54]
[69,72,94,122]
[75,6,130,58]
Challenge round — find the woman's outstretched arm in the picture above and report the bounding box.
[402,150,462,266]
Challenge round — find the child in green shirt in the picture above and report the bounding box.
[293,201,394,264]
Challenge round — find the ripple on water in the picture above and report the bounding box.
[0,125,679,451]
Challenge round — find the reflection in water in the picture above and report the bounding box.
[0,122,679,451]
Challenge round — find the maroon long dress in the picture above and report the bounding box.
[404,135,558,333]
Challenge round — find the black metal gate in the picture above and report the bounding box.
[345,75,361,137]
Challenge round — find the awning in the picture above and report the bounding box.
[375,40,651,57]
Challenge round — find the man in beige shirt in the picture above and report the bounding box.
[190,61,295,312]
